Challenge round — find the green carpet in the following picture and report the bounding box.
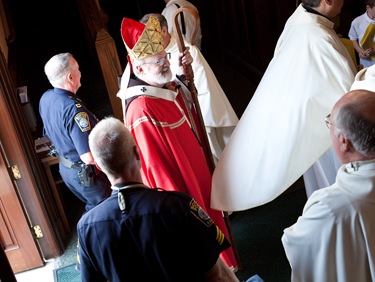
[232,183,307,282]
[53,264,81,282]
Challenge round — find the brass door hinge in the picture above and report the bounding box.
[32,225,44,239]
[10,165,21,180]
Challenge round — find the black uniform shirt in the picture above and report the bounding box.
[77,186,231,282]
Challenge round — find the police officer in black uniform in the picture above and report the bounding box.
[77,117,240,282]
[39,53,111,211]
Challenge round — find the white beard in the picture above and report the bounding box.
[151,66,173,85]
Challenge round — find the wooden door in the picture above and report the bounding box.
[0,89,43,272]
[0,48,63,272]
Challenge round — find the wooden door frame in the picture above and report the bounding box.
[0,137,43,272]
[0,49,65,262]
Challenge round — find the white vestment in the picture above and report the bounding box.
[211,4,356,211]
[350,63,375,91]
[166,34,238,162]
[282,160,375,282]
[303,146,342,197]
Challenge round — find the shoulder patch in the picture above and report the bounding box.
[74,112,91,132]
[189,199,213,227]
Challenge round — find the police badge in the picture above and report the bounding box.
[189,199,213,227]
[74,112,91,132]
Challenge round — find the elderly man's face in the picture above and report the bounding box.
[141,51,172,85]
[328,110,344,162]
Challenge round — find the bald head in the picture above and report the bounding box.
[333,90,375,124]
[331,90,375,161]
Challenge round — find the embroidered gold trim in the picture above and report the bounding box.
[128,115,187,131]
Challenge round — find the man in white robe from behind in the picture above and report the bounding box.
[282,89,375,282]
[121,13,239,163]
[211,0,357,211]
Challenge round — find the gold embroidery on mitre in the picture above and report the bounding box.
[128,16,164,60]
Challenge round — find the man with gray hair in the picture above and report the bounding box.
[77,117,239,282]
[39,52,111,211]
[282,89,375,281]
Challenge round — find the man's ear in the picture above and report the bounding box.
[133,145,142,168]
[134,145,141,161]
[339,132,352,152]
[134,64,144,74]
[94,162,102,172]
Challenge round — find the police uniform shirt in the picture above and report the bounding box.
[39,88,98,162]
[77,186,231,282]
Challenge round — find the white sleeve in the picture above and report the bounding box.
[162,4,179,34]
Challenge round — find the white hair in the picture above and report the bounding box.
[44,53,73,88]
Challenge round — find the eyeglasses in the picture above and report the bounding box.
[324,114,333,129]
[142,53,171,67]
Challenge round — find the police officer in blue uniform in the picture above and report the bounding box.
[39,53,111,211]
[77,117,240,282]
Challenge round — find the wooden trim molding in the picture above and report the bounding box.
[0,49,65,258]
